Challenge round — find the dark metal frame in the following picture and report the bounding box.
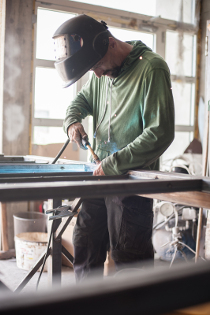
[0,173,207,202]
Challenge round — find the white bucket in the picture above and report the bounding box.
[15,232,48,272]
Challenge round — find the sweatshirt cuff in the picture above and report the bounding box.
[101,155,121,176]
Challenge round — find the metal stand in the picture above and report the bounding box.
[14,198,82,293]
[161,208,205,268]
[161,226,197,268]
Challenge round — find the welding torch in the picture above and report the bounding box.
[81,136,100,164]
[52,136,100,165]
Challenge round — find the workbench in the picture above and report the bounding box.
[0,156,210,314]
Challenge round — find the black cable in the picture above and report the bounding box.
[36,219,54,290]
[51,138,70,164]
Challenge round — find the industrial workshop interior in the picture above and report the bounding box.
[1,0,210,314]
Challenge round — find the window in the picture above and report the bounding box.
[161,29,196,166]
[33,9,76,146]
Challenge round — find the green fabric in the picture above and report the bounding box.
[63,40,175,175]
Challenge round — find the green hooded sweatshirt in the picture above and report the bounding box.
[63,40,175,175]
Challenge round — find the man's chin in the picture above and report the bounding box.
[104,67,120,79]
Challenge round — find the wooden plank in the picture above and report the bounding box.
[0,0,6,153]
[2,0,33,251]
[3,0,33,155]
[140,191,210,209]
[0,203,9,251]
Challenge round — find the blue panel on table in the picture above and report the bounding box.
[0,163,96,174]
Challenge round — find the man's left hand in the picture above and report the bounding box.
[93,162,105,176]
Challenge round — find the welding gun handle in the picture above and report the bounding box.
[86,144,100,164]
[81,137,90,149]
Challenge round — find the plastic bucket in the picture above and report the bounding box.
[15,232,48,271]
[13,212,47,236]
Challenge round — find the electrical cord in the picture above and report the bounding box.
[51,138,70,164]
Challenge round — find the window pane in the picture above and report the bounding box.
[72,0,195,23]
[72,0,156,16]
[36,8,75,60]
[34,67,75,119]
[166,31,195,77]
[33,126,67,145]
[156,0,194,24]
[109,27,154,50]
[161,131,193,168]
[172,81,194,125]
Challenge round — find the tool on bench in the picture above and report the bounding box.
[52,136,100,165]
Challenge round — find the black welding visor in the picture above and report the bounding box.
[53,15,109,87]
[54,34,83,61]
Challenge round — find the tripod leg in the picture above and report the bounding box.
[161,241,171,248]
[180,249,188,263]
[170,247,177,268]
[179,241,196,255]
[14,248,50,293]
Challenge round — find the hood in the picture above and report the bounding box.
[115,40,152,80]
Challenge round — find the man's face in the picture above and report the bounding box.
[91,58,120,79]
[90,39,121,79]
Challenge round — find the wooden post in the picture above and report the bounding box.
[195,20,210,262]
[0,203,9,251]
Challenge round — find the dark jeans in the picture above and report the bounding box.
[73,195,154,282]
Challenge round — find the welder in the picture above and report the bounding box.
[53,14,175,282]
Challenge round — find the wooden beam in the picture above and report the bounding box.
[0,203,9,251]
[140,191,210,209]
[3,0,33,155]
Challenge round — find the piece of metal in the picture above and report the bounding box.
[0,155,34,163]
[0,172,94,179]
[0,178,203,203]
[56,198,82,240]
[0,163,95,174]
[0,174,127,183]
[51,199,62,286]
[14,248,51,293]
[47,205,74,220]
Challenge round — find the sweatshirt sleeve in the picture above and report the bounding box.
[63,79,93,134]
[101,68,175,175]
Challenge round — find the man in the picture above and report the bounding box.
[53,14,174,282]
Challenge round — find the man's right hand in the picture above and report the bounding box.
[68,122,88,150]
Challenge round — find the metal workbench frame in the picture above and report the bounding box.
[0,170,209,203]
[1,166,210,313]
[0,169,210,223]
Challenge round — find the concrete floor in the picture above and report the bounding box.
[0,254,171,293]
[0,258,76,293]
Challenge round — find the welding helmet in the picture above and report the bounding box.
[53,14,109,87]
